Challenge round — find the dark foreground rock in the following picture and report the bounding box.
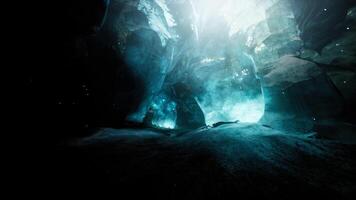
[40,123,356,199]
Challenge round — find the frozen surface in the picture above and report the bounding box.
[59,123,356,198]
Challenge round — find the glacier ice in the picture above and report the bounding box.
[121,0,302,129]
[138,0,177,46]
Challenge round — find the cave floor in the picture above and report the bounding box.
[51,123,356,199]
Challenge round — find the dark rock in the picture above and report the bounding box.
[261,56,344,132]
[172,82,206,129]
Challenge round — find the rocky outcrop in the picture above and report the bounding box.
[260,56,344,132]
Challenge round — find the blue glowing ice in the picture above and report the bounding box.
[195,52,265,125]
[124,0,299,129]
[138,0,177,46]
[150,94,177,129]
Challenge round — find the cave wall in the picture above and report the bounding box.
[30,0,356,139]
[255,0,356,131]
[290,0,355,51]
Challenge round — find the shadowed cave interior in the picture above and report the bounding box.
[29,0,356,198]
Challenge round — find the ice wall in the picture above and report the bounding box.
[138,0,177,46]
[118,0,302,128]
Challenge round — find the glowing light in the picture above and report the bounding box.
[255,43,266,54]
[153,119,176,129]
[150,94,177,129]
[195,52,265,125]
[201,96,265,125]
[200,57,225,64]
[187,0,277,37]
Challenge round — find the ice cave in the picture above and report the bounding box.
[125,0,291,129]
[30,0,356,198]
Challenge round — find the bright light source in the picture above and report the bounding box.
[150,94,177,129]
[195,50,265,125]
[200,95,265,125]
[152,119,176,129]
[188,0,277,37]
